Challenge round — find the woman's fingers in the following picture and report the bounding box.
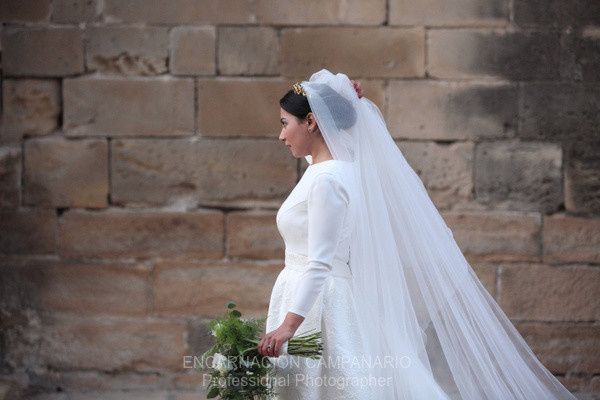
[257,331,285,357]
[258,335,268,356]
[259,334,273,356]
[268,338,279,357]
[351,80,363,98]
[258,334,279,357]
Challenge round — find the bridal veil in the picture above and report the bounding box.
[299,69,577,400]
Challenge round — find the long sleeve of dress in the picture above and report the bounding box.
[287,172,350,318]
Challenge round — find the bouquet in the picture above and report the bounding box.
[200,301,323,399]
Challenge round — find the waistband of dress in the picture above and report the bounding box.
[284,248,352,279]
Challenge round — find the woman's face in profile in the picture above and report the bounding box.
[279,107,310,159]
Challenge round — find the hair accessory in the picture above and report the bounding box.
[292,82,307,96]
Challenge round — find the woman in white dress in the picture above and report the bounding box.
[259,83,386,399]
[258,70,578,400]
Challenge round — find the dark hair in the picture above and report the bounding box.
[279,89,311,121]
[279,85,357,130]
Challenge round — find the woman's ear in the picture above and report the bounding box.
[306,112,316,130]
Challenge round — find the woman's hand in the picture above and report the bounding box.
[258,323,295,357]
[258,312,304,357]
[351,79,363,98]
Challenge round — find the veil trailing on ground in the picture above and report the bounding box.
[300,69,577,399]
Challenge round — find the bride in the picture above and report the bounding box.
[257,69,577,400]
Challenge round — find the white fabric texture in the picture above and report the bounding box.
[281,68,578,399]
[288,171,350,317]
[266,161,380,399]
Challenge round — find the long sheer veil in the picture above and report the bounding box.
[300,69,577,399]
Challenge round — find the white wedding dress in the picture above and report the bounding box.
[265,159,451,400]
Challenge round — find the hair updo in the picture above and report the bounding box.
[279,84,357,131]
[279,89,311,121]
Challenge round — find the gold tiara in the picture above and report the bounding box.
[292,82,306,96]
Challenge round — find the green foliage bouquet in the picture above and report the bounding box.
[200,301,323,399]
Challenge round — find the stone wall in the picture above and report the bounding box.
[0,0,599,398]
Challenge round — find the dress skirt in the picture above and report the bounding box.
[265,249,376,400]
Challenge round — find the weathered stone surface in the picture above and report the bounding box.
[103,0,385,25]
[153,260,281,317]
[23,137,108,208]
[2,26,84,76]
[390,0,509,26]
[514,0,600,29]
[557,374,600,398]
[185,319,214,367]
[519,82,600,140]
[197,78,292,137]
[559,28,600,82]
[1,79,60,143]
[571,29,600,82]
[357,79,386,115]
[499,263,600,321]
[470,263,497,297]
[227,211,283,259]
[4,261,151,316]
[58,209,224,260]
[111,138,199,207]
[0,0,51,22]
[112,138,295,207]
[170,26,216,76]
[63,76,194,136]
[474,140,562,212]
[86,26,169,75]
[388,80,517,140]
[172,368,208,390]
[193,139,297,205]
[218,27,279,76]
[515,322,600,374]
[564,141,600,214]
[0,146,20,207]
[429,29,561,80]
[442,210,541,262]
[281,27,425,78]
[0,208,56,255]
[39,314,188,371]
[398,141,474,210]
[543,214,600,264]
[26,370,167,393]
[51,0,101,23]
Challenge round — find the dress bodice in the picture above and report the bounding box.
[275,159,357,317]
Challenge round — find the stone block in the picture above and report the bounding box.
[499,263,600,321]
[388,80,517,140]
[1,79,60,143]
[63,76,194,136]
[398,140,474,210]
[0,208,56,254]
[543,214,600,264]
[390,0,509,27]
[23,137,108,208]
[281,27,425,78]
[58,209,224,259]
[153,260,281,317]
[429,29,560,80]
[442,210,541,262]
[170,26,216,76]
[218,27,278,76]
[2,26,84,76]
[474,140,562,212]
[86,26,169,75]
[227,211,283,259]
